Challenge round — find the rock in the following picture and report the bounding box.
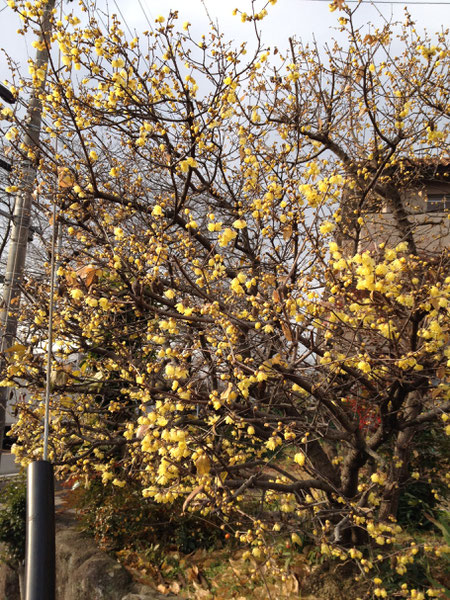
[2,516,178,600]
[0,560,20,600]
[55,527,130,600]
[54,519,177,600]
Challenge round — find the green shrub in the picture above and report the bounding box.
[73,478,225,555]
[0,474,26,566]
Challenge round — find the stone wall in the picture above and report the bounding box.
[0,560,20,600]
[1,516,177,600]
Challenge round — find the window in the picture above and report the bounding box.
[426,193,450,212]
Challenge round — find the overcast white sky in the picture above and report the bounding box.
[0,0,449,86]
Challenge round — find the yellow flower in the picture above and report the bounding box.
[114,226,124,239]
[111,57,124,69]
[233,219,247,229]
[1,107,13,118]
[230,277,244,295]
[329,241,339,252]
[320,221,335,235]
[99,298,110,310]
[112,478,126,487]
[294,452,305,466]
[179,156,198,172]
[357,360,371,374]
[218,228,237,247]
[208,222,222,232]
[70,288,83,300]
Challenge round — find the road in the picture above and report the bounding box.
[0,452,19,476]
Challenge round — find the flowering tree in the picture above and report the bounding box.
[1,0,449,594]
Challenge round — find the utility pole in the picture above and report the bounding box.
[0,0,56,468]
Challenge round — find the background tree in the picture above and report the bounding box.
[2,0,449,595]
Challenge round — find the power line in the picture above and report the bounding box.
[308,0,450,3]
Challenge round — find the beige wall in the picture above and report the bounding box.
[356,183,450,253]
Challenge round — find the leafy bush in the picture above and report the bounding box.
[72,478,225,555]
[398,429,449,529]
[0,474,26,566]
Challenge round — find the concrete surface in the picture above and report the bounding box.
[0,452,19,477]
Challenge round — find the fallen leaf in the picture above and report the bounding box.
[182,485,204,513]
[187,565,200,582]
[157,583,169,595]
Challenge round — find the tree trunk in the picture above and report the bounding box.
[379,391,422,521]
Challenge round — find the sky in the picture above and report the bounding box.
[0,0,449,87]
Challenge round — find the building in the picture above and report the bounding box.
[338,159,450,255]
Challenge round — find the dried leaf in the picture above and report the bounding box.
[193,586,211,600]
[157,583,169,595]
[4,343,27,355]
[65,269,78,287]
[57,167,75,189]
[50,369,69,387]
[436,365,446,380]
[228,557,244,577]
[76,264,98,288]
[187,565,200,582]
[363,33,377,46]
[283,225,293,241]
[136,424,150,439]
[281,322,293,342]
[182,485,204,513]
[354,67,364,84]
[220,382,234,402]
[195,455,211,476]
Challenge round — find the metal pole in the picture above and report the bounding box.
[1,4,58,600]
[25,460,55,600]
[0,0,56,466]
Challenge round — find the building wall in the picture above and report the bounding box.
[356,183,450,253]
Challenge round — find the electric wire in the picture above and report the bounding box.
[309,0,450,3]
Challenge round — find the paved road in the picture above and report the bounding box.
[0,452,20,476]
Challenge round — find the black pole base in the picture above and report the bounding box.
[25,460,55,600]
